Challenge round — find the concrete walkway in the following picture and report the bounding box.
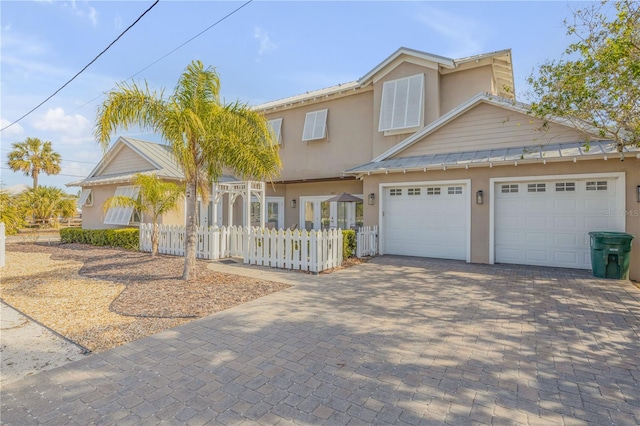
[2,256,640,425]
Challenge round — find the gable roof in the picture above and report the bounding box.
[254,47,513,113]
[370,92,605,163]
[67,137,184,187]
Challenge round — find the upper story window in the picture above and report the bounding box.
[268,118,283,145]
[104,185,141,225]
[378,73,424,132]
[302,109,328,141]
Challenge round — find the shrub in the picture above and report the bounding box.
[60,228,139,250]
[342,229,356,260]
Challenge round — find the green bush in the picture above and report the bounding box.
[342,229,356,260]
[60,228,139,250]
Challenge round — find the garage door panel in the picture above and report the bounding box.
[495,177,622,269]
[384,184,467,260]
[553,233,578,246]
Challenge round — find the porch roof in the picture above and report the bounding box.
[345,141,640,176]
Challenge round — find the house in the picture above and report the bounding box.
[70,47,640,280]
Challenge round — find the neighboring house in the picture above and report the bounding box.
[2,183,30,196]
[70,47,640,280]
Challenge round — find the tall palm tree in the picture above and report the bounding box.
[7,137,62,189]
[95,60,281,280]
[103,173,184,256]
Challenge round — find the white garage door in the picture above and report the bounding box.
[494,177,624,269]
[383,184,468,260]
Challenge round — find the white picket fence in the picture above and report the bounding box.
[0,223,5,268]
[356,225,378,258]
[140,224,343,273]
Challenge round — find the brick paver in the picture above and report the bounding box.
[2,256,640,425]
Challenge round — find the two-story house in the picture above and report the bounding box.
[71,47,640,279]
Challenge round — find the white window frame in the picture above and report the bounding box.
[268,118,283,145]
[302,109,328,141]
[78,189,93,207]
[104,185,140,225]
[378,73,424,133]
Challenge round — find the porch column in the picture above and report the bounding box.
[260,183,265,229]
[245,183,251,228]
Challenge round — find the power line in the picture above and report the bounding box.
[0,148,98,165]
[0,167,87,178]
[0,0,160,133]
[69,0,254,115]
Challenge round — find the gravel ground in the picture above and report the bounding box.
[0,242,289,354]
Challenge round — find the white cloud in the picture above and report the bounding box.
[0,118,24,137]
[114,15,123,30]
[254,27,277,55]
[31,108,92,146]
[414,7,490,58]
[88,7,98,27]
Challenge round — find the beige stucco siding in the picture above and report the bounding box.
[264,92,373,181]
[82,183,184,229]
[397,103,591,158]
[361,158,640,280]
[440,66,493,115]
[99,145,156,176]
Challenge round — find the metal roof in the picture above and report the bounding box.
[346,141,639,175]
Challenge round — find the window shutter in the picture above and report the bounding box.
[268,118,283,144]
[77,189,92,207]
[104,185,141,225]
[302,109,328,141]
[378,73,424,132]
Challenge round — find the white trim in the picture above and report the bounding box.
[488,172,626,264]
[378,179,471,262]
[358,47,455,85]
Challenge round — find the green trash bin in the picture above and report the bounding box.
[588,231,635,279]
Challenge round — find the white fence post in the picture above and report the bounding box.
[0,222,6,268]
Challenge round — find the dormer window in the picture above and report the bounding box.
[302,109,328,141]
[378,73,424,132]
[268,118,283,145]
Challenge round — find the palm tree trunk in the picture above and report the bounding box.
[33,170,39,189]
[183,181,198,280]
[151,222,159,257]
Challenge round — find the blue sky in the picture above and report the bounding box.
[1,0,592,192]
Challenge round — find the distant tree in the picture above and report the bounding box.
[103,173,184,256]
[528,0,639,157]
[7,137,62,188]
[95,60,281,280]
[0,190,25,235]
[18,186,76,226]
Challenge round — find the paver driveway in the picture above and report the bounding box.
[2,256,640,425]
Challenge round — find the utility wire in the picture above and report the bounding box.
[0,167,88,178]
[0,0,160,133]
[0,148,97,165]
[71,0,254,114]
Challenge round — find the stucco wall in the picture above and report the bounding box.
[440,66,493,115]
[81,184,185,230]
[361,158,640,280]
[263,91,374,181]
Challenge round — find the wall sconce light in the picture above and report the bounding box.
[290,199,296,208]
[476,190,484,205]
[368,193,375,205]
[637,185,640,203]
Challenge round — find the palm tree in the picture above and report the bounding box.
[7,137,62,189]
[103,173,184,256]
[0,189,25,235]
[95,60,281,280]
[18,186,77,226]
